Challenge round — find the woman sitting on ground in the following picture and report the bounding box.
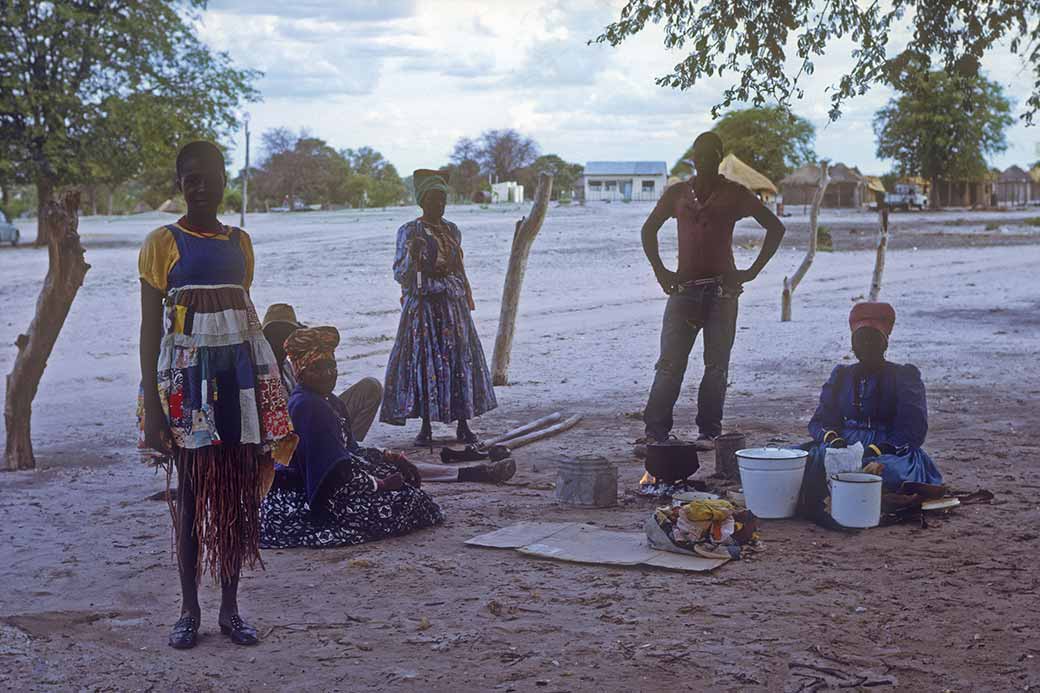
[260,327,509,549]
[799,302,942,520]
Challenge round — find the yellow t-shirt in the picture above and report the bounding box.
[138,223,255,292]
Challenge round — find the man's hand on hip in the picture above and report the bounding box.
[723,268,757,288]
[654,267,679,294]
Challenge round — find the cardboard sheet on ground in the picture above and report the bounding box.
[466,521,728,573]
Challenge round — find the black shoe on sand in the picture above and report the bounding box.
[459,458,516,484]
[218,614,258,646]
[168,615,199,650]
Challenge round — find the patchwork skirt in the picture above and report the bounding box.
[140,284,297,580]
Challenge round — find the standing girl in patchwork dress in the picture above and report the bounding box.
[138,141,296,650]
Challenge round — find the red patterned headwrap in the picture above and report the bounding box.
[284,326,339,376]
[849,302,896,338]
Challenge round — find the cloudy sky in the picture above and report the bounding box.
[198,0,1039,177]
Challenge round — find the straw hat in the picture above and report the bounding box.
[262,303,303,330]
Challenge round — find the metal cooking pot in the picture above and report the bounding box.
[645,440,700,482]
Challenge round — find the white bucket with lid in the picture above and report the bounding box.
[830,472,882,528]
[736,448,808,519]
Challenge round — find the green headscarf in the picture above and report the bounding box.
[413,169,449,205]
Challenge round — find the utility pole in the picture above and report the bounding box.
[240,112,250,228]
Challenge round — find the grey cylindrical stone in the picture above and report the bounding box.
[714,431,746,481]
[555,454,617,508]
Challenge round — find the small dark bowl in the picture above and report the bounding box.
[645,441,700,482]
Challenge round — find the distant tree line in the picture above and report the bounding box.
[443,129,583,202]
[239,128,407,211]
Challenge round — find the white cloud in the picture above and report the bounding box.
[204,0,1040,177]
[206,0,416,22]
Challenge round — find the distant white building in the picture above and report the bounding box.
[491,181,524,203]
[583,161,668,202]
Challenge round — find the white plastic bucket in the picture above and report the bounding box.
[736,448,808,519]
[830,472,882,528]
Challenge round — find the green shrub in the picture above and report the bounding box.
[985,221,1001,231]
[1,198,31,220]
[817,224,833,251]
[222,188,242,213]
[1024,217,1040,227]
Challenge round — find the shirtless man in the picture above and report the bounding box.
[641,132,786,448]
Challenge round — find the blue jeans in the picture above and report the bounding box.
[644,283,739,440]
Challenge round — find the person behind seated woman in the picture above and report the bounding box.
[261,303,382,442]
[798,302,942,522]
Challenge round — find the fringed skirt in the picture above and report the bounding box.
[170,445,268,581]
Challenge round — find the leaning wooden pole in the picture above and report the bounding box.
[491,172,553,386]
[501,414,583,450]
[868,195,889,301]
[4,192,90,470]
[781,161,830,321]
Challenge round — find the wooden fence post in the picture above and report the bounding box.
[868,196,889,301]
[491,172,553,386]
[781,161,830,322]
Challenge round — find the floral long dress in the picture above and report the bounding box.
[380,218,497,425]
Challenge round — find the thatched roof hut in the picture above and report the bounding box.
[718,154,777,200]
[780,163,867,208]
[864,176,886,194]
[996,165,1032,206]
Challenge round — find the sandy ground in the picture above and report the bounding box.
[1,203,1039,691]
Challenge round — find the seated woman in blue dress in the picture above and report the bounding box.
[798,302,942,522]
[260,326,445,549]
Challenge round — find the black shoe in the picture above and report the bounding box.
[693,434,717,451]
[487,444,511,462]
[441,445,487,464]
[168,614,199,650]
[218,614,259,646]
[456,426,480,445]
[489,458,516,483]
[458,458,516,484]
[414,429,433,447]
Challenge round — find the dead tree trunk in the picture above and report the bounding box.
[4,192,90,471]
[34,176,55,246]
[781,162,830,321]
[868,197,889,301]
[491,172,553,386]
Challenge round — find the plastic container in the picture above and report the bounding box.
[736,447,809,519]
[555,454,617,508]
[830,472,882,528]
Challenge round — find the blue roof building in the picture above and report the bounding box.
[583,161,668,201]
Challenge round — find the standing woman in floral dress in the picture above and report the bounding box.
[381,169,497,445]
[138,141,296,649]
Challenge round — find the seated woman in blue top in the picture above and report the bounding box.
[260,326,444,549]
[804,301,942,496]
